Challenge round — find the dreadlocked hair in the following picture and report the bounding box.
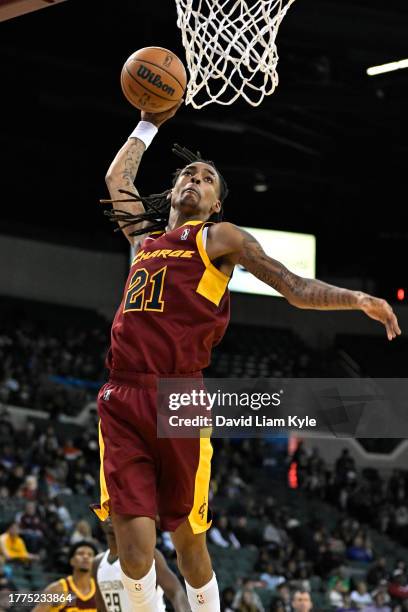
[101,144,229,238]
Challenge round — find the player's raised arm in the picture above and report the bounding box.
[104,102,183,249]
[154,549,190,612]
[207,223,401,341]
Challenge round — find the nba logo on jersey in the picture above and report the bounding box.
[180,228,190,240]
[197,593,205,604]
[103,388,113,401]
[135,583,142,591]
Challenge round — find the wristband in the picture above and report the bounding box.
[128,121,158,149]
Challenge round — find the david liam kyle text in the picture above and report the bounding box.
[168,415,317,429]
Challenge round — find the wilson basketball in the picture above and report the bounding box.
[120,47,187,113]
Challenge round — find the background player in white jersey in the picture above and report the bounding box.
[93,519,190,612]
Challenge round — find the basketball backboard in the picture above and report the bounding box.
[0,0,67,23]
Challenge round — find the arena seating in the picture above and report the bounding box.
[2,299,408,611]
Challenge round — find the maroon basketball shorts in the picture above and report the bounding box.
[94,372,213,534]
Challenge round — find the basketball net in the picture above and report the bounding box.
[175,0,296,108]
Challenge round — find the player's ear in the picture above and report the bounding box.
[212,199,221,214]
[166,190,172,201]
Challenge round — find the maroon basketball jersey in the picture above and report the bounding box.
[107,221,230,374]
[50,576,96,612]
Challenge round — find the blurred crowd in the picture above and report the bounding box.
[0,410,100,580]
[0,306,407,611]
[0,318,108,415]
[292,444,408,548]
[0,312,324,415]
[0,414,408,611]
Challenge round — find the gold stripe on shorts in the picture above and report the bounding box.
[95,421,110,521]
[188,437,213,534]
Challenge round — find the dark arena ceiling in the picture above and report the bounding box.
[1,0,407,287]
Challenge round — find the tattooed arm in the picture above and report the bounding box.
[105,137,147,247]
[207,223,401,341]
[105,102,182,247]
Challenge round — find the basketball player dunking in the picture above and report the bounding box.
[94,102,400,612]
[33,542,98,612]
[93,519,189,612]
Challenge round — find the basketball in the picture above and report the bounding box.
[120,47,187,113]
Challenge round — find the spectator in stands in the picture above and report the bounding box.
[328,530,347,556]
[225,468,247,498]
[259,562,286,590]
[233,579,264,612]
[16,501,44,553]
[233,516,255,548]
[63,439,82,461]
[367,558,388,588]
[0,522,39,563]
[0,470,8,499]
[70,519,98,549]
[6,465,24,495]
[0,555,17,612]
[283,558,298,582]
[329,579,348,609]
[392,506,408,543]
[346,535,373,563]
[338,594,358,612]
[350,582,372,609]
[0,554,15,588]
[235,588,264,612]
[291,590,313,612]
[388,570,408,601]
[46,455,69,493]
[394,560,407,574]
[68,457,96,495]
[38,425,59,453]
[387,470,406,505]
[336,449,355,474]
[43,519,70,572]
[271,583,291,612]
[291,566,312,593]
[255,549,272,573]
[221,586,235,612]
[19,474,38,500]
[312,542,337,577]
[335,450,356,486]
[53,496,73,531]
[263,518,287,549]
[15,421,36,448]
[269,600,285,612]
[374,581,391,606]
[209,516,241,549]
[362,590,391,612]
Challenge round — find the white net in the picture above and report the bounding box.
[175,0,296,108]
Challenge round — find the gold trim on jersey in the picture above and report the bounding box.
[95,421,110,521]
[51,577,96,612]
[195,224,229,306]
[66,576,96,602]
[188,437,213,534]
[181,220,204,226]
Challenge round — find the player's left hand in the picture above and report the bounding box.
[141,99,184,128]
[359,295,401,340]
